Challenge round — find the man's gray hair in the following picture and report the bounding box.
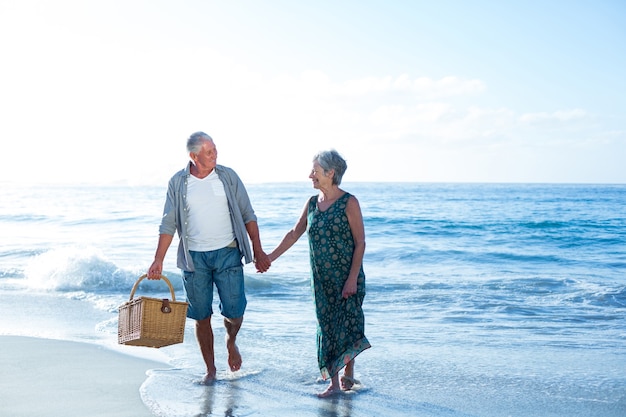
[187,131,213,154]
[313,149,348,185]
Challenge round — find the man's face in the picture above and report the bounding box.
[191,140,218,172]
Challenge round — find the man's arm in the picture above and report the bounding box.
[245,221,271,273]
[147,233,174,279]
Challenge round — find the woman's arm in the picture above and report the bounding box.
[268,200,309,262]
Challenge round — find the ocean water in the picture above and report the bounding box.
[1,182,625,417]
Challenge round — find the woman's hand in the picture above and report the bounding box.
[342,278,357,299]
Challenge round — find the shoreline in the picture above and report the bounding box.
[0,335,166,417]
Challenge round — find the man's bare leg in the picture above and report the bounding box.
[196,316,216,383]
[224,316,243,372]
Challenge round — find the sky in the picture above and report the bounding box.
[1,0,625,185]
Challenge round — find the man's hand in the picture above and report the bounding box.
[147,259,164,279]
[254,250,271,273]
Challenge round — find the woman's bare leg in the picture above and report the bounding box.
[317,373,341,398]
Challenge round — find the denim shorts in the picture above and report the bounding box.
[182,246,246,321]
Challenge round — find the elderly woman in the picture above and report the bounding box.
[268,149,370,398]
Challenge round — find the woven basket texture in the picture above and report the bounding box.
[118,274,188,348]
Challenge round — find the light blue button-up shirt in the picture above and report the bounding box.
[158,162,257,271]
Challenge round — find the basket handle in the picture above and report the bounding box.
[129,274,176,302]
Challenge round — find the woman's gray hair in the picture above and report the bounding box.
[313,149,348,185]
[187,131,213,154]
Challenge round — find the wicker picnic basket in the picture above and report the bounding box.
[118,274,188,348]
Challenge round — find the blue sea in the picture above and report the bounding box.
[1,182,625,417]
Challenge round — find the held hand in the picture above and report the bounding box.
[254,250,272,273]
[147,259,164,280]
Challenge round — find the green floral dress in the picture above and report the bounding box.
[306,192,371,379]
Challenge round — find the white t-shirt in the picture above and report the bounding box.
[186,171,235,251]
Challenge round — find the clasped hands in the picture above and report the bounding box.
[254,251,272,273]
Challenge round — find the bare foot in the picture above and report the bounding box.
[227,343,242,372]
[224,318,243,372]
[317,384,341,398]
[340,375,360,390]
[200,371,216,385]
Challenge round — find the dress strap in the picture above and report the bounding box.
[307,195,317,214]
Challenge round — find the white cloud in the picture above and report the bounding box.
[519,109,587,124]
[292,74,487,99]
[3,54,608,185]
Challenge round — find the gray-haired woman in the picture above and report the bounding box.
[269,149,370,398]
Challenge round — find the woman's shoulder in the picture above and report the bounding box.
[341,190,358,202]
[344,192,362,210]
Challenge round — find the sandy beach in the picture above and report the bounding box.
[0,336,165,417]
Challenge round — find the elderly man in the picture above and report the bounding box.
[148,131,271,383]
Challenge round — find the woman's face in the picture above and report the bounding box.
[309,161,331,189]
